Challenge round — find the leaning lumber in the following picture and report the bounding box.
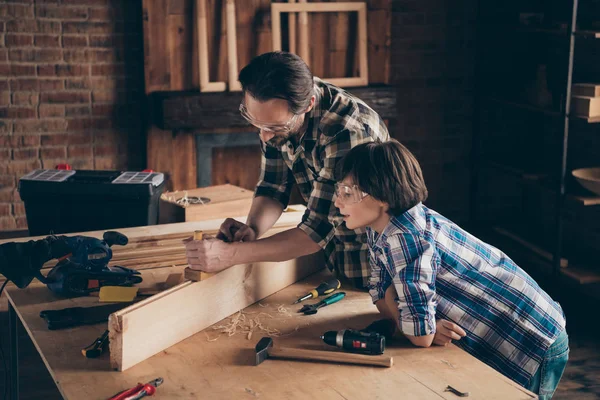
[109,250,324,371]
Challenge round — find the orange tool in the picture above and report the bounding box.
[184,231,209,281]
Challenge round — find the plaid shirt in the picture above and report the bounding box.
[367,203,566,387]
[254,77,390,286]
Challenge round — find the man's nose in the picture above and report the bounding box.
[260,130,275,142]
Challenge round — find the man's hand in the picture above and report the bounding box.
[433,319,466,346]
[184,238,238,273]
[216,218,257,243]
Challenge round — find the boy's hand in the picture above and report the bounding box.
[433,319,466,346]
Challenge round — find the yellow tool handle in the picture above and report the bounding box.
[193,231,204,240]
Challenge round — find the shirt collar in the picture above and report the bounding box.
[370,203,426,248]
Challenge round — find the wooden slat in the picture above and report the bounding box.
[143,0,171,93]
[109,242,325,371]
[560,266,600,284]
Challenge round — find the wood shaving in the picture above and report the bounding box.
[277,304,293,317]
[258,303,266,308]
[206,309,299,342]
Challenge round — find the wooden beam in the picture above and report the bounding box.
[153,85,397,131]
[109,247,325,371]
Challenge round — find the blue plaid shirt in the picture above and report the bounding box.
[367,203,566,387]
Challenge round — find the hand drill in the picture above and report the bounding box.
[321,329,386,355]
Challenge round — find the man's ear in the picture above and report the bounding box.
[304,95,316,113]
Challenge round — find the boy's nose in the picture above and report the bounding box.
[334,195,342,209]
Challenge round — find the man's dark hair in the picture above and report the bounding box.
[337,139,428,216]
[238,51,314,114]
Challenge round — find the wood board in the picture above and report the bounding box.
[109,249,325,371]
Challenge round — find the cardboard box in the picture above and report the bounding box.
[572,84,600,98]
[159,184,254,223]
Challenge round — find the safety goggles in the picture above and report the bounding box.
[334,183,369,205]
[239,102,302,134]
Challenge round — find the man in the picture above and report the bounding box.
[185,51,390,287]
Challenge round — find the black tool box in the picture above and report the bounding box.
[19,169,166,236]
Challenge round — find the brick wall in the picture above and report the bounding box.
[0,0,145,231]
[390,0,477,224]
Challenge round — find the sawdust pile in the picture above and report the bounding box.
[205,304,300,342]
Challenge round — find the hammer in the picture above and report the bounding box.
[254,337,393,368]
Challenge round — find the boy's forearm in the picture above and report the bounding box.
[231,227,322,264]
[246,196,285,238]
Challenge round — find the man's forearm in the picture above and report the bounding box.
[232,228,322,264]
[246,196,285,238]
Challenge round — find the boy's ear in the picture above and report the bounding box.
[378,200,390,213]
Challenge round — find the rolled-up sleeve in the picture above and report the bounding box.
[254,142,294,208]
[388,235,437,337]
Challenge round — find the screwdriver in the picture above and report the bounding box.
[292,277,341,304]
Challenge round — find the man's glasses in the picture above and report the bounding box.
[239,102,302,134]
[334,183,369,205]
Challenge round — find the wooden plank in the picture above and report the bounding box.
[197,0,227,92]
[109,250,325,371]
[226,0,242,91]
[144,0,171,92]
[297,0,309,65]
[167,12,193,91]
[288,0,296,54]
[367,7,390,84]
[155,85,397,131]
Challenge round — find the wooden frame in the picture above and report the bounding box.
[271,2,368,88]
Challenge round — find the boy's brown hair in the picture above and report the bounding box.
[337,139,428,216]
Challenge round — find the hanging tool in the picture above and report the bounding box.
[82,329,109,358]
[298,291,345,315]
[107,377,163,400]
[321,329,386,355]
[254,337,393,368]
[184,231,207,281]
[293,277,340,304]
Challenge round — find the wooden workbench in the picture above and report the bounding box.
[6,270,536,400]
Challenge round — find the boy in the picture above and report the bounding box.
[334,139,568,399]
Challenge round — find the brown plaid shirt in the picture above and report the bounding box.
[254,78,390,287]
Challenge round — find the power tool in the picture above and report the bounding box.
[0,231,139,297]
[321,329,386,355]
[37,231,142,297]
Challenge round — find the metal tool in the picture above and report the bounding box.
[298,292,345,315]
[82,329,109,358]
[321,329,385,355]
[293,277,341,304]
[254,337,393,368]
[445,385,470,397]
[108,378,163,400]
